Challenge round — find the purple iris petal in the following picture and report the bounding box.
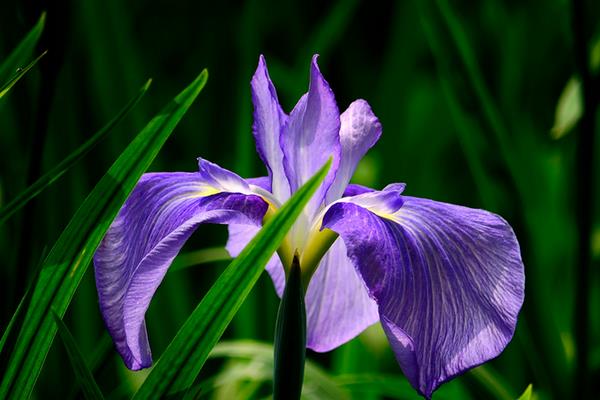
[251,56,290,201]
[323,191,524,398]
[305,239,379,352]
[281,55,341,225]
[342,183,375,197]
[326,100,382,203]
[94,171,268,370]
[226,225,379,351]
[197,157,255,194]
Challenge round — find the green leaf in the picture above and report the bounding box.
[273,255,306,400]
[133,159,332,400]
[550,77,583,139]
[334,374,422,400]
[207,340,350,400]
[0,12,45,87]
[469,365,513,400]
[0,78,152,225]
[51,311,104,400]
[0,69,208,400]
[516,384,533,400]
[170,247,232,272]
[0,50,46,99]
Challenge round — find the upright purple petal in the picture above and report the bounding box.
[322,191,524,398]
[251,56,290,201]
[342,183,375,197]
[326,100,382,203]
[94,170,268,370]
[281,55,341,240]
[305,239,379,352]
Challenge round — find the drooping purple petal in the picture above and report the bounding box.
[305,239,379,352]
[251,56,290,201]
[94,170,268,370]
[322,191,524,398]
[326,100,382,203]
[281,55,341,239]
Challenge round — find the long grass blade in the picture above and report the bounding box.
[0,79,152,224]
[133,159,332,399]
[52,311,104,400]
[0,13,45,85]
[0,51,46,99]
[207,340,350,400]
[0,69,208,400]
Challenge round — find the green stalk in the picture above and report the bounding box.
[273,254,306,400]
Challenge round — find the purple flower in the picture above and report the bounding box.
[94,55,524,398]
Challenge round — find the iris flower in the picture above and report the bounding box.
[94,55,524,398]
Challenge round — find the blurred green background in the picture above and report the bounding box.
[1,0,599,398]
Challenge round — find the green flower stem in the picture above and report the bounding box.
[273,254,306,400]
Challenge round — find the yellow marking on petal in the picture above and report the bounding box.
[193,186,221,197]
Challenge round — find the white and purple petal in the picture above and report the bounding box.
[94,169,268,370]
[281,55,341,244]
[226,225,379,351]
[322,190,524,398]
[251,56,290,201]
[305,239,379,352]
[326,100,382,203]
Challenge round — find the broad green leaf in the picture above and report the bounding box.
[133,159,332,400]
[0,13,45,86]
[0,51,46,99]
[206,340,350,400]
[0,78,152,225]
[516,384,533,400]
[52,311,104,400]
[0,69,208,400]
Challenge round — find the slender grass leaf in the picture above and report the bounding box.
[52,311,104,400]
[433,0,530,201]
[0,246,48,356]
[206,340,350,400]
[419,12,499,212]
[334,374,422,400]
[170,247,232,272]
[469,365,513,400]
[516,384,533,400]
[0,51,46,100]
[0,69,208,400]
[0,79,152,225]
[133,159,332,400]
[0,13,45,85]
